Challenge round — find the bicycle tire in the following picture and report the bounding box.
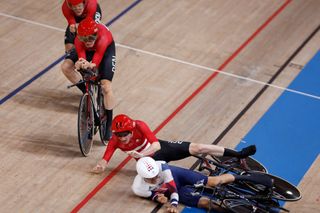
[242,171,301,201]
[78,93,94,156]
[223,199,268,213]
[97,87,109,145]
[212,156,268,173]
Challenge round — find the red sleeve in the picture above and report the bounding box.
[136,121,158,143]
[62,1,76,25]
[86,0,98,18]
[102,137,118,162]
[74,37,87,59]
[92,25,113,66]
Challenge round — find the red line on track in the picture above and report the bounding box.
[70,0,292,212]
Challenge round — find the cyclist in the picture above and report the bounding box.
[62,0,102,53]
[92,114,256,173]
[132,157,272,212]
[61,17,116,140]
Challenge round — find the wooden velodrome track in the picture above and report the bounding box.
[0,0,319,212]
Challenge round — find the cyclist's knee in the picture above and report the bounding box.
[61,59,74,74]
[189,143,203,155]
[197,197,210,208]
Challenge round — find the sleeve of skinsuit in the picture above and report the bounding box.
[86,0,98,18]
[131,175,152,198]
[159,162,179,206]
[102,138,118,162]
[62,1,77,25]
[74,37,87,59]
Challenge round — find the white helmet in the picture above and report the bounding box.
[136,157,159,178]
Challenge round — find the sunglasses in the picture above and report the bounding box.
[114,131,131,138]
[78,34,97,42]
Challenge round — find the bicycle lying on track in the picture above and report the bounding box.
[191,155,301,212]
[193,154,268,175]
[68,69,109,156]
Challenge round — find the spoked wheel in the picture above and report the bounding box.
[78,93,94,156]
[212,156,268,173]
[243,172,301,201]
[97,88,110,145]
[223,199,268,213]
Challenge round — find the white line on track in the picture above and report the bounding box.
[1,11,319,100]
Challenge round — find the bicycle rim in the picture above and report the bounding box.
[242,172,301,201]
[78,93,94,156]
[98,89,109,145]
[223,199,268,213]
[268,173,301,201]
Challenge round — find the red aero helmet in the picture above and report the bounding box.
[112,114,135,133]
[67,0,84,6]
[77,18,98,37]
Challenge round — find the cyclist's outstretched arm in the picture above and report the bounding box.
[140,141,161,157]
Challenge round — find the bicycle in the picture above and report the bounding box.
[190,155,301,212]
[68,69,109,156]
[192,154,268,176]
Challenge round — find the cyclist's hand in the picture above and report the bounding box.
[91,159,107,174]
[81,60,91,70]
[126,150,144,158]
[88,63,96,70]
[69,24,76,33]
[166,205,178,213]
[156,194,167,204]
[75,58,86,71]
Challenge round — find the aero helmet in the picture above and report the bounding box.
[112,114,135,133]
[67,0,84,6]
[77,18,98,37]
[136,157,159,178]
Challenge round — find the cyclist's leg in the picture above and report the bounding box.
[189,143,224,156]
[207,174,235,187]
[61,49,85,93]
[179,186,226,212]
[223,145,256,158]
[64,25,76,53]
[98,41,116,139]
[153,140,192,162]
[178,186,202,208]
[190,143,256,158]
[233,173,273,188]
[198,197,227,212]
[169,165,208,186]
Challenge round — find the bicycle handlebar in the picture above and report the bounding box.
[67,69,98,89]
[79,68,97,77]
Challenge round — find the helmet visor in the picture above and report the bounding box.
[114,131,131,138]
[78,34,97,42]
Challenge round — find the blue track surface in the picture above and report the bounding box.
[182,51,320,212]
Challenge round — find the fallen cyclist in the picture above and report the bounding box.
[132,157,273,213]
[92,114,257,173]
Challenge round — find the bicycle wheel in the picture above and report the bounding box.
[223,199,268,213]
[97,87,109,145]
[212,156,268,173]
[242,172,301,201]
[78,93,94,156]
